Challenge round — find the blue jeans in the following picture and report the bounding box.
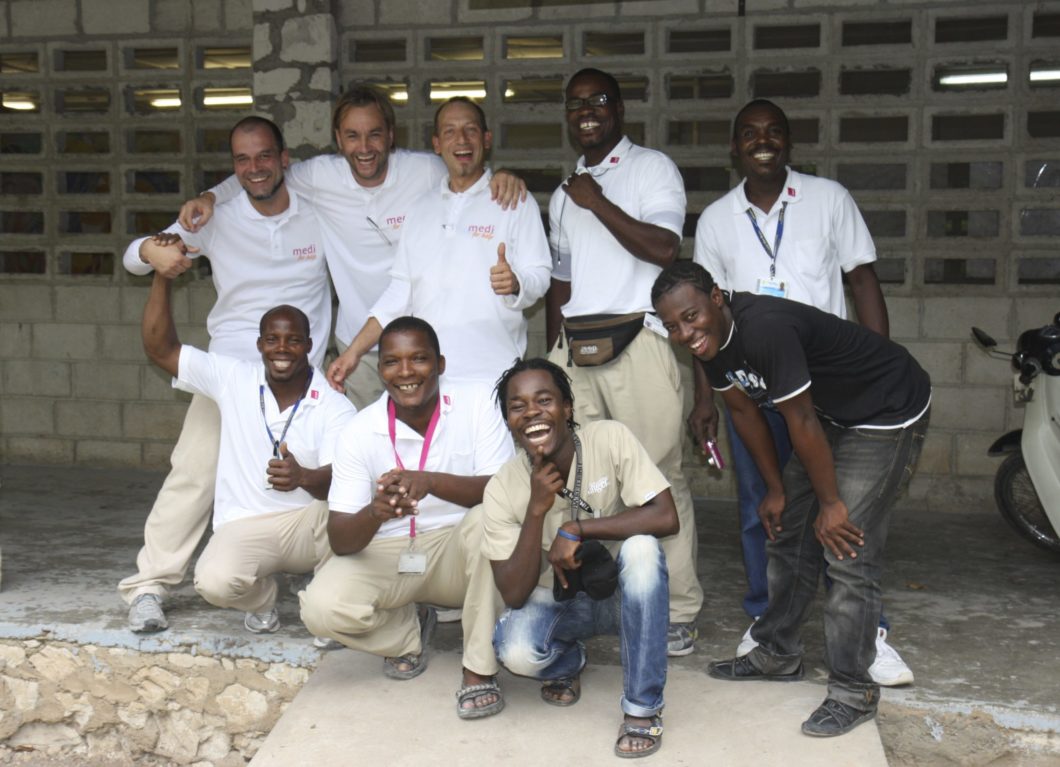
[728,409,893,631]
[747,411,929,712]
[493,535,669,718]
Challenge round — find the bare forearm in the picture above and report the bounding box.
[492,513,549,608]
[724,391,783,493]
[545,279,570,349]
[142,273,181,376]
[846,264,889,338]
[299,466,332,500]
[588,198,680,268]
[326,508,385,556]
[778,398,841,506]
[422,473,489,508]
[573,490,679,540]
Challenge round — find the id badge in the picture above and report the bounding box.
[756,277,787,298]
[642,312,670,339]
[398,550,427,574]
[263,471,273,491]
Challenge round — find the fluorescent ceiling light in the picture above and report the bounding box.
[938,71,1007,86]
[203,93,253,106]
[1029,68,1060,82]
[2,96,36,110]
[429,88,486,100]
[149,97,182,108]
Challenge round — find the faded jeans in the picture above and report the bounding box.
[493,535,669,718]
[748,410,929,713]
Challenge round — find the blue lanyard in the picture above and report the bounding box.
[259,370,312,458]
[745,201,787,279]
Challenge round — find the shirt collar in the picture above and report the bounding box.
[370,382,455,436]
[256,364,324,412]
[440,167,492,199]
[238,186,299,222]
[732,166,801,216]
[576,136,632,172]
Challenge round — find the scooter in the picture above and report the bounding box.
[971,313,1060,554]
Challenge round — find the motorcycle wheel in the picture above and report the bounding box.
[994,452,1060,554]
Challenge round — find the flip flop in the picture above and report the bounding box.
[382,606,437,680]
[540,675,581,707]
[614,714,663,759]
[455,677,505,720]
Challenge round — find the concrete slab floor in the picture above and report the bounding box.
[1,463,1058,764]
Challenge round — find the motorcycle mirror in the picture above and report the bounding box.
[971,327,997,349]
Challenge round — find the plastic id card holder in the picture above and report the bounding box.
[756,277,787,298]
[398,549,427,574]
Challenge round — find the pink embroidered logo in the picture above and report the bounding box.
[310,389,319,400]
[468,224,495,240]
[292,244,317,261]
[787,187,796,197]
[385,215,405,229]
[610,156,620,164]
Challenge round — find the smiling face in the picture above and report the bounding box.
[503,369,574,462]
[378,328,445,415]
[256,309,312,384]
[232,125,288,202]
[564,72,623,162]
[335,103,394,188]
[654,282,731,362]
[731,103,791,185]
[432,100,491,191]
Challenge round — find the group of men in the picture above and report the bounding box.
[120,66,931,754]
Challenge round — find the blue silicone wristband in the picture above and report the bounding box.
[556,528,582,543]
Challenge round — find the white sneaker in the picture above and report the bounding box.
[869,627,914,686]
[736,617,759,657]
[128,593,168,633]
[244,608,280,634]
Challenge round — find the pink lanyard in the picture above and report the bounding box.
[387,397,441,540]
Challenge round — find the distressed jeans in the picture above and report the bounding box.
[748,410,929,713]
[493,535,669,718]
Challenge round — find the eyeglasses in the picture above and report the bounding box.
[564,93,611,111]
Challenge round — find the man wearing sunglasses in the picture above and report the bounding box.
[545,68,704,657]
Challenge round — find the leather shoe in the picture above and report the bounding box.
[707,654,804,682]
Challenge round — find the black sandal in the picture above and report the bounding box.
[540,675,581,707]
[382,606,437,680]
[614,714,663,759]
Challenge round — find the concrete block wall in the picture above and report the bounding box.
[2,0,1058,510]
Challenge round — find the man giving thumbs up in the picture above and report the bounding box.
[329,97,552,388]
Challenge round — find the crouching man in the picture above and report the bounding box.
[141,269,355,633]
[483,359,678,759]
[652,261,930,738]
[299,317,514,719]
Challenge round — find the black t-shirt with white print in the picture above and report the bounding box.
[702,292,931,428]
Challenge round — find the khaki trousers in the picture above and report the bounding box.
[193,500,329,613]
[333,338,384,412]
[300,505,501,676]
[117,393,219,604]
[549,328,703,624]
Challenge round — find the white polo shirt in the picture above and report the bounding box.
[208,150,447,346]
[370,170,552,384]
[548,136,686,317]
[123,191,330,368]
[176,346,357,528]
[328,379,515,540]
[693,167,876,319]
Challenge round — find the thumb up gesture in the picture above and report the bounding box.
[489,242,521,296]
[266,441,304,492]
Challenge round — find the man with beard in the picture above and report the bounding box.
[545,68,703,656]
[331,97,551,386]
[178,85,526,409]
[120,116,332,633]
[300,317,515,720]
[484,358,677,758]
[692,99,909,686]
[140,271,354,632]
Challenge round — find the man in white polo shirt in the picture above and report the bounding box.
[179,85,526,409]
[300,316,515,720]
[330,97,552,387]
[545,68,704,656]
[141,268,355,633]
[692,99,909,687]
[119,116,331,633]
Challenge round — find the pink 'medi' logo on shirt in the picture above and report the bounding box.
[468,224,495,240]
[385,215,405,229]
[293,244,317,261]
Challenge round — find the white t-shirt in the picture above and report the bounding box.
[371,170,552,384]
[209,150,448,346]
[693,167,876,319]
[123,191,331,367]
[328,379,515,539]
[548,136,686,317]
[176,346,357,528]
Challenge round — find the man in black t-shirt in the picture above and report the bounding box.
[651,261,930,739]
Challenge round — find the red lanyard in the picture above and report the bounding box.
[387,396,441,539]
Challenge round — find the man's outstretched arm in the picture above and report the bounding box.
[142,271,182,378]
